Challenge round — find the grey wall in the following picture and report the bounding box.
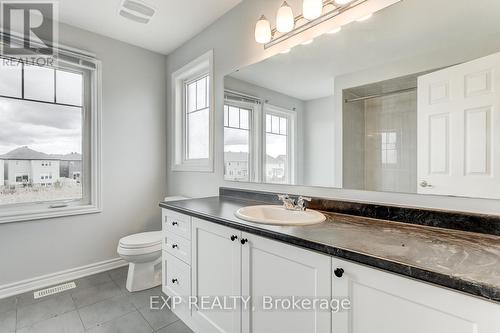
[165,0,500,215]
[303,96,335,187]
[0,23,166,286]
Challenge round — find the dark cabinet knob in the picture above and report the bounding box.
[230,235,238,241]
[172,244,178,249]
[171,221,178,226]
[240,238,248,245]
[334,268,345,278]
[171,278,178,284]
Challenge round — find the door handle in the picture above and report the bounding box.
[419,180,433,188]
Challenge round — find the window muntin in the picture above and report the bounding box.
[265,113,290,184]
[224,104,251,181]
[381,131,398,165]
[0,58,87,207]
[185,75,210,160]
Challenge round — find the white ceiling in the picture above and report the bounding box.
[230,0,500,101]
[57,0,242,54]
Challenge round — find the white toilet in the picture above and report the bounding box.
[117,231,162,292]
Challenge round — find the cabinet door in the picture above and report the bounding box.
[332,257,500,333]
[242,233,331,333]
[191,218,242,333]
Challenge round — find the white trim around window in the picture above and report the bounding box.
[0,46,102,224]
[171,50,214,172]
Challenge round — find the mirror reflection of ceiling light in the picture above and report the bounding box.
[280,48,291,54]
[301,39,314,45]
[327,26,342,34]
[356,13,373,21]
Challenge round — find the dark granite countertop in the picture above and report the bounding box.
[160,196,500,303]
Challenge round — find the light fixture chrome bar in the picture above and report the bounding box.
[264,0,369,49]
[224,90,262,104]
[344,87,417,103]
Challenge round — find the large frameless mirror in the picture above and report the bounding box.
[223,0,500,199]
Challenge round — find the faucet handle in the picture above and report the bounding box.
[296,196,312,210]
[277,194,289,201]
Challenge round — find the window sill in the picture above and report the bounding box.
[0,204,102,224]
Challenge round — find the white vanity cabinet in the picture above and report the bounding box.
[162,210,500,333]
[191,217,242,333]
[161,209,193,326]
[241,231,331,333]
[190,217,331,333]
[331,257,500,333]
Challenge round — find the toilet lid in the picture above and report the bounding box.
[119,231,162,249]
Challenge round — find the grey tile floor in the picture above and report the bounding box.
[0,267,193,333]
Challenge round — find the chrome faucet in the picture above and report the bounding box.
[277,194,296,210]
[277,194,312,211]
[296,196,312,211]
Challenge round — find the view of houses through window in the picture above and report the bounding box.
[224,104,250,181]
[223,102,292,184]
[265,113,289,184]
[0,59,83,205]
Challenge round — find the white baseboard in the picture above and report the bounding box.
[0,257,128,299]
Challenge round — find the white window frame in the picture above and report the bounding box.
[262,104,297,184]
[0,40,102,224]
[223,100,260,182]
[172,50,214,172]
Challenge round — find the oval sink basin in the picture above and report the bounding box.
[235,205,326,226]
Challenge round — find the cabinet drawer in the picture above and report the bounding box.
[163,251,191,297]
[164,232,191,264]
[163,209,191,240]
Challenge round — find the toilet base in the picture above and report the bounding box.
[125,257,162,292]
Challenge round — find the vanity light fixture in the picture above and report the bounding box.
[255,15,272,44]
[276,1,295,33]
[334,0,354,4]
[254,0,400,48]
[303,0,323,20]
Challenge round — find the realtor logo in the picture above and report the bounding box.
[1,1,58,56]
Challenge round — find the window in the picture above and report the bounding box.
[0,47,102,223]
[172,50,214,172]
[224,104,251,181]
[264,109,294,184]
[186,75,210,160]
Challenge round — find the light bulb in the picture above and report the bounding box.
[335,0,353,5]
[276,1,294,33]
[356,13,373,21]
[327,26,342,34]
[303,0,322,20]
[255,15,272,44]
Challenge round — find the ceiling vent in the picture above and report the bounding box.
[119,0,155,24]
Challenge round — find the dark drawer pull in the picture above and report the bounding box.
[171,278,178,284]
[171,221,178,226]
[230,235,238,241]
[334,268,345,278]
[172,244,178,249]
[240,238,248,245]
